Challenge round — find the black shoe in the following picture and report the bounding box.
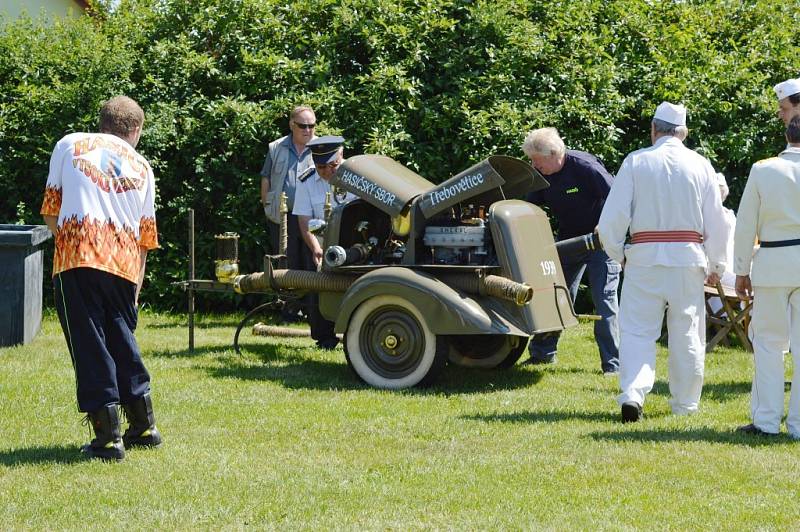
[81,404,125,461]
[122,394,163,449]
[736,423,778,436]
[80,440,125,461]
[621,401,642,423]
[317,338,339,350]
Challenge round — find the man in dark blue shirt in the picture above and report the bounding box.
[522,127,620,374]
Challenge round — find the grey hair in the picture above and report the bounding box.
[290,105,315,121]
[652,118,688,140]
[521,127,566,158]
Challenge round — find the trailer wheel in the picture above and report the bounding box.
[344,295,447,389]
[447,335,528,369]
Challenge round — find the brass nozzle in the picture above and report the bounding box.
[323,191,332,221]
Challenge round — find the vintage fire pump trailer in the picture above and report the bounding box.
[234,154,598,389]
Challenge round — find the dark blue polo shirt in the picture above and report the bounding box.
[527,150,613,239]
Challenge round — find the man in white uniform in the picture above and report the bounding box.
[598,102,729,423]
[733,116,800,439]
[774,78,800,127]
[293,135,354,349]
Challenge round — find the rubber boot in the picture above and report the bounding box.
[121,393,162,449]
[81,404,125,461]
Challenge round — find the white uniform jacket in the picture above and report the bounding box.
[733,147,800,287]
[293,170,355,219]
[598,136,728,275]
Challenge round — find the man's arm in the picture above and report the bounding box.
[43,215,58,235]
[733,166,760,279]
[136,249,148,305]
[597,156,634,265]
[735,274,753,300]
[700,165,728,282]
[297,215,323,267]
[260,146,273,205]
[261,176,270,205]
[586,156,614,198]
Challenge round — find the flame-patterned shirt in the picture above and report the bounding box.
[40,132,158,284]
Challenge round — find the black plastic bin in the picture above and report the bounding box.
[0,224,52,347]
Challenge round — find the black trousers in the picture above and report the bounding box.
[307,292,337,347]
[268,213,313,320]
[54,268,150,413]
[267,213,309,270]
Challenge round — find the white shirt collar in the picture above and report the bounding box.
[781,145,800,156]
[653,135,683,148]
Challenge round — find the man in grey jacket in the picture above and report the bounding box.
[260,106,317,321]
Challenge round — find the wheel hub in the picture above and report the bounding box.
[383,333,399,351]
[359,305,426,378]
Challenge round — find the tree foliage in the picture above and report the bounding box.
[1,0,797,309]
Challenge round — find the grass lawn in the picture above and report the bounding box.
[1,308,798,529]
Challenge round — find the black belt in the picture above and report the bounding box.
[760,239,800,248]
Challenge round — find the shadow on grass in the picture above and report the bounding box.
[701,380,751,401]
[589,427,797,446]
[144,320,243,330]
[645,379,750,403]
[204,344,546,393]
[550,366,594,376]
[406,367,544,395]
[461,409,618,424]
[146,338,314,358]
[0,445,83,466]
[207,357,362,390]
[147,344,241,358]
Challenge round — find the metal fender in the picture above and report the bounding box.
[334,267,529,336]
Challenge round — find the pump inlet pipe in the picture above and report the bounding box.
[553,230,602,259]
[233,268,533,306]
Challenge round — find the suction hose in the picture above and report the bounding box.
[234,270,532,306]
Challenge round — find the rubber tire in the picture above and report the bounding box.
[344,295,448,389]
[447,335,528,369]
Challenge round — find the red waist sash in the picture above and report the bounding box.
[630,230,703,244]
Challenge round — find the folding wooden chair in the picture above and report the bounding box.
[704,281,752,352]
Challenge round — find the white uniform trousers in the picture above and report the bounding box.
[749,286,800,436]
[617,265,706,414]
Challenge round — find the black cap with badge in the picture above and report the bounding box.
[307,135,345,165]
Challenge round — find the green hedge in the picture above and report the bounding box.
[1,0,796,310]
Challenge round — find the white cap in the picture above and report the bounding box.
[654,101,687,126]
[774,78,800,101]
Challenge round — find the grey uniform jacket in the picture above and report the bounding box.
[734,147,800,287]
[261,136,314,224]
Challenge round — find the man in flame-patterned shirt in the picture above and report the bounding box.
[41,96,162,461]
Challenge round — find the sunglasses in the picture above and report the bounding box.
[294,122,316,130]
[316,161,341,170]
